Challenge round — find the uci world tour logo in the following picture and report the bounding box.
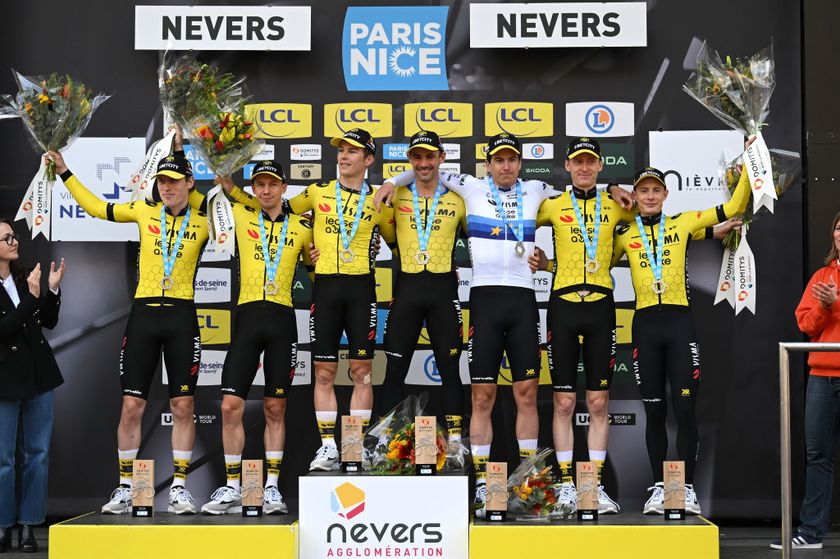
[342,6,449,91]
[331,482,366,519]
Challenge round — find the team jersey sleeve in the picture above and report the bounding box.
[438,172,486,197]
[298,216,316,275]
[60,172,137,222]
[610,230,627,267]
[523,179,555,201]
[286,185,314,215]
[228,185,259,210]
[389,170,415,188]
[691,228,714,241]
[536,196,556,227]
[688,169,751,233]
[458,198,468,236]
[377,201,397,248]
[795,270,837,337]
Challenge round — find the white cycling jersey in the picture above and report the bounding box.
[391,170,555,290]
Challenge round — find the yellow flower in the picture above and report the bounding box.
[37,93,51,104]
[24,102,32,113]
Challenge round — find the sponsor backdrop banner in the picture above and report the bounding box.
[0,0,803,520]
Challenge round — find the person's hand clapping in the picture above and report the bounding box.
[27,263,41,298]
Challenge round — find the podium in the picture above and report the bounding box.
[470,513,719,559]
[49,511,298,558]
[299,472,469,559]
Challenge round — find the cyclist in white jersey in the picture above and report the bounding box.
[378,133,550,517]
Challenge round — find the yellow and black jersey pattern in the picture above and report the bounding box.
[380,185,467,274]
[286,180,387,276]
[537,188,636,302]
[232,203,313,307]
[612,170,751,309]
[63,174,208,301]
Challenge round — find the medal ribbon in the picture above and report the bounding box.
[570,190,601,264]
[410,181,443,254]
[259,211,289,286]
[160,205,191,281]
[488,177,524,243]
[335,181,368,251]
[635,214,666,286]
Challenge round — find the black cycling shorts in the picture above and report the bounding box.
[546,292,616,392]
[221,301,298,399]
[119,300,201,400]
[383,271,462,365]
[467,286,541,385]
[310,274,377,362]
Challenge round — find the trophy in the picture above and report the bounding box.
[241,460,264,517]
[663,461,686,520]
[341,415,363,473]
[131,459,154,517]
[414,416,437,476]
[576,461,598,521]
[485,462,508,522]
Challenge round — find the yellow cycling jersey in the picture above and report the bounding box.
[286,180,387,276]
[537,187,636,301]
[62,173,208,301]
[380,184,467,274]
[231,203,314,307]
[612,170,751,309]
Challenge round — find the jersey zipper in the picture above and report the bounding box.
[424,196,429,271]
[264,217,276,301]
[649,222,662,307]
[161,211,177,302]
[582,195,588,286]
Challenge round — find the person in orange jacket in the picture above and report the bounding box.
[772,211,840,550]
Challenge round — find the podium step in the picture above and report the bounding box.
[470,513,719,559]
[49,512,298,559]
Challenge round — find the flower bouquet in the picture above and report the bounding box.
[127,53,245,202]
[684,42,778,213]
[0,70,108,239]
[159,51,243,128]
[507,449,571,521]
[683,43,774,137]
[366,394,468,475]
[717,148,801,251]
[712,148,801,316]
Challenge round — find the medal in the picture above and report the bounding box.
[335,181,368,267]
[259,211,289,299]
[651,280,668,294]
[410,181,443,268]
[159,205,191,294]
[488,177,526,257]
[635,214,668,297]
[570,189,602,275]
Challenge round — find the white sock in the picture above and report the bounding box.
[518,438,538,458]
[556,450,574,464]
[171,450,192,489]
[118,448,139,488]
[350,408,372,429]
[316,411,338,448]
[224,454,242,492]
[266,451,284,488]
[589,450,607,462]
